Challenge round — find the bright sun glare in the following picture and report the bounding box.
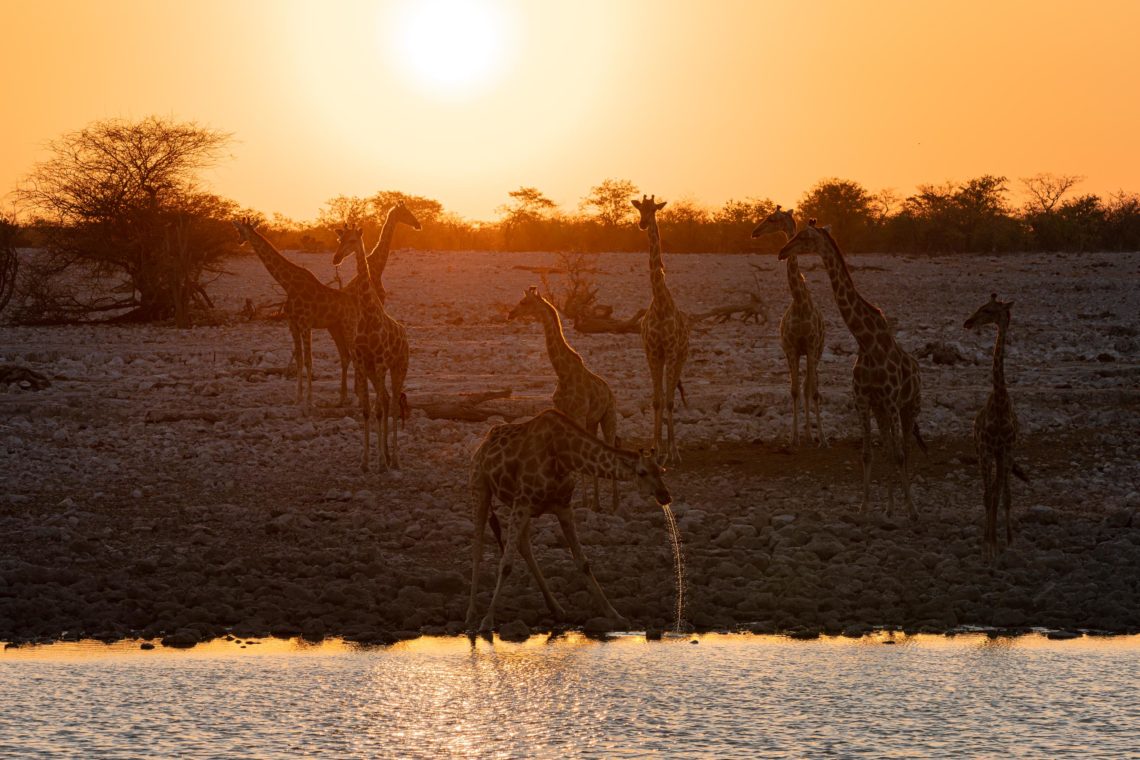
[387,0,513,100]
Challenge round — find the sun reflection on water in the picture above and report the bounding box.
[2,633,1138,757]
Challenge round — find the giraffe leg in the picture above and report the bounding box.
[858,401,874,513]
[481,502,523,632]
[465,482,491,629]
[979,451,996,561]
[331,326,350,407]
[647,356,665,459]
[388,363,407,470]
[899,409,918,520]
[664,361,685,465]
[288,322,305,406]
[555,506,628,627]
[516,515,566,621]
[873,408,898,518]
[357,369,371,473]
[302,329,314,412]
[601,409,619,513]
[786,350,801,447]
[806,352,826,447]
[1001,450,1014,548]
[374,376,390,471]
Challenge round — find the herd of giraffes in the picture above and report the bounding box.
[231,195,1022,631]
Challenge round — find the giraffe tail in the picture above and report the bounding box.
[676,379,688,408]
[912,423,928,455]
[1012,460,1030,483]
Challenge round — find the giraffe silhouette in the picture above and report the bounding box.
[752,205,827,447]
[333,226,410,471]
[632,194,690,464]
[508,286,620,510]
[233,219,357,409]
[466,409,672,632]
[334,201,421,304]
[965,293,1023,559]
[779,220,925,517]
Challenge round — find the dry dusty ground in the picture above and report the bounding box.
[1,247,1138,645]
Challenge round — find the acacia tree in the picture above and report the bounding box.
[369,190,444,228]
[580,178,639,227]
[497,186,557,250]
[16,116,234,323]
[715,197,776,251]
[0,215,18,314]
[316,195,371,228]
[797,178,876,250]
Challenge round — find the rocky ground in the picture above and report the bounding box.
[1,247,1138,645]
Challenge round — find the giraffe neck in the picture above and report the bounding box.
[815,233,888,351]
[785,253,811,305]
[992,322,1008,394]
[558,427,636,479]
[351,240,380,307]
[646,217,674,305]
[366,213,399,284]
[245,227,313,291]
[534,299,582,379]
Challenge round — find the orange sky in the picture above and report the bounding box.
[3,0,1139,221]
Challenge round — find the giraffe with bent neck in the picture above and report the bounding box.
[633,195,690,464]
[509,286,620,510]
[752,205,827,447]
[233,219,357,409]
[965,294,1019,559]
[335,201,421,304]
[779,220,925,518]
[466,409,672,633]
[333,226,410,472]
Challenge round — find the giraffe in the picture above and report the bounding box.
[334,201,421,304]
[332,226,410,472]
[778,220,925,518]
[233,219,357,409]
[752,205,827,447]
[964,294,1020,560]
[508,286,620,510]
[466,409,672,633]
[632,195,690,464]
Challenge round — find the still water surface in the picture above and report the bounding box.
[1,632,1137,757]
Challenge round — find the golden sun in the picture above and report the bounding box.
[386,0,514,100]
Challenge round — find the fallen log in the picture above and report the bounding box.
[415,389,523,422]
[692,297,769,325]
[572,308,645,334]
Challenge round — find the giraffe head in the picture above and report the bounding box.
[964,293,1013,331]
[777,218,830,261]
[331,226,367,266]
[751,205,796,240]
[386,200,422,231]
[631,194,667,230]
[507,286,546,322]
[632,448,672,506]
[231,217,259,245]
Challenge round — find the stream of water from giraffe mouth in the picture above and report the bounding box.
[660,503,686,632]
